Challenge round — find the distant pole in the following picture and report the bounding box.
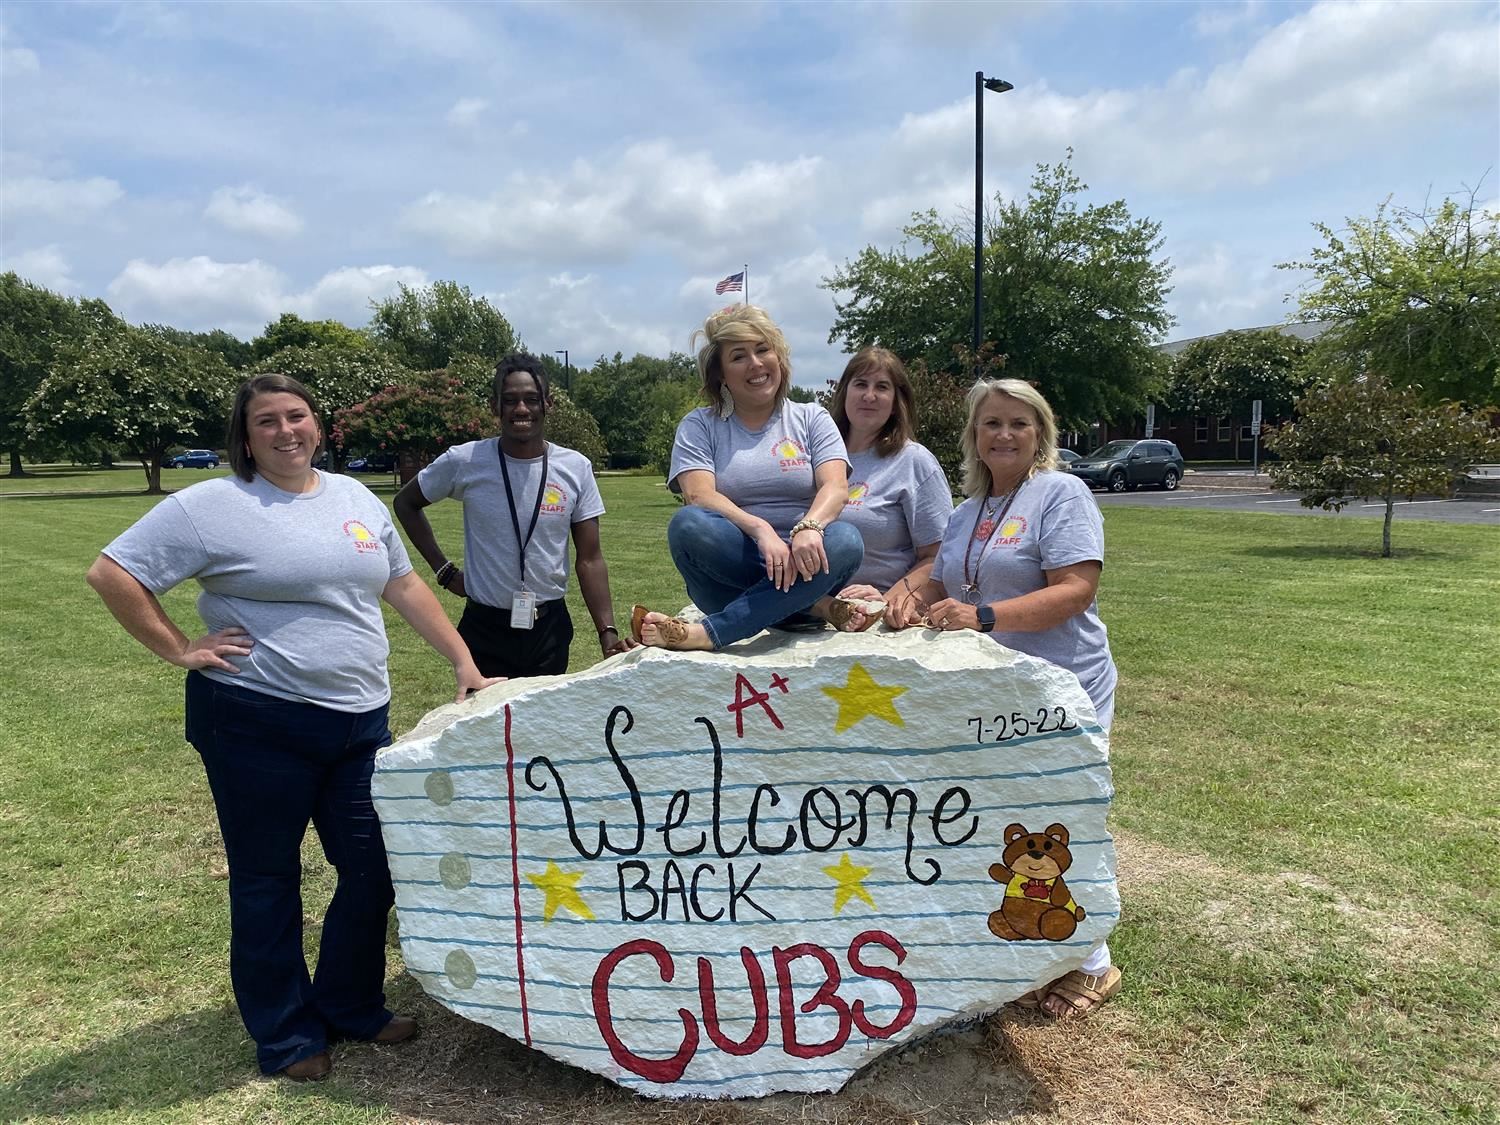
[555,349,570,393]
[974,72,1014,378]
[744,262,750,306]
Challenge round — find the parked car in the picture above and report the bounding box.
[1066,439,1184,492]
[166,449,221,468]
[1057,448,1082,465]
[347,453,397,473]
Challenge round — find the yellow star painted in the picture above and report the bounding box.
[823,853,876,915]
[821,662,907,733]
[526,860,595,923]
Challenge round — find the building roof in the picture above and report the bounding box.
[1157,320,1337,357]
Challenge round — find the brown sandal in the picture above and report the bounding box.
[825,596,886,632]
[630,604,690,649]
[1040,966,1122,1019]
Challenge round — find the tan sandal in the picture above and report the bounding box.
[630,604,690,649]
[1040,965,1122,1019]
[825,596,886,632]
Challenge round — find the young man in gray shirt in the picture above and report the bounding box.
[395,353,636,678]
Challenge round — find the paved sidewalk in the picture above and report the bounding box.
[1180,468,1500,499]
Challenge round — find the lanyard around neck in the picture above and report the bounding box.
[499,441,549,586]
[962,479,1024,597]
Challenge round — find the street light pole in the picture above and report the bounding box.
[554,349,570,393]
[974,71,1014,378]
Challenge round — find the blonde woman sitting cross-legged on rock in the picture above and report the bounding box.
[632,305,864,651]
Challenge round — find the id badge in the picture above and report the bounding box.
[510,590,537,630]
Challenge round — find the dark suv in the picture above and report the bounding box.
[1067,439,1184,492]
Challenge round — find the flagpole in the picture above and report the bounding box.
[744,263,749,306]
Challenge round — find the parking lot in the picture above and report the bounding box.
[1093,484,1500,525]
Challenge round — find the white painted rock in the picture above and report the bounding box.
[373,627,1117,1098]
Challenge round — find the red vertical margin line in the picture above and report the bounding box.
[505,703,532,1047]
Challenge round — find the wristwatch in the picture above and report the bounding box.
[976,604,996,632]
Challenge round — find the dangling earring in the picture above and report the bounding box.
[717,384,736,420]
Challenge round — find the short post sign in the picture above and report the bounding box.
[1251,398,1263,474]
[373,631,1118,1098]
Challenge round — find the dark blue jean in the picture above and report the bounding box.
[667,505,864,648]
[184,671,395,1074]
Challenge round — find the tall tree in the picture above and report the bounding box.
[1167,328,1312,420]
[0,273,80,476]
[825,152,1173,426]
[26,312,237,493]
[251,312,373,361]
[367,281,520,372]
[1264,375,1500,557]
[1283,189,1499,407]
[153,325,256,370]
[573,351,697,466]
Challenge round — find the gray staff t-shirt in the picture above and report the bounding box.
[669,401,849,536]
[416,440,604,607]
[102,472,413,711]
[841,442,954,591]
[931,469,1117,713]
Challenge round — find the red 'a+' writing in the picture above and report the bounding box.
[726,673,789,738]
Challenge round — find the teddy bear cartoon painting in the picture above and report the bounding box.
[987,822,1086,942]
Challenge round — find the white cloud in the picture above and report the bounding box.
[880,0,1499,193]
[446,97,488,127]
[400,141,825,265]
[3,245,76,291]
[3,175,123,221]
[105,256,428,337]
[204,185,304,239]
[1193,0,1264,38]
[498,272,677,365]
[1,22,40,73]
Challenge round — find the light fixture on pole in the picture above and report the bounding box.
[554,349,570,393]
[974,71,1014,377]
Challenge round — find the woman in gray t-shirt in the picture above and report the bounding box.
[632,305,864,650]
[86,375,496,1082]
[910,376,1121,1022]
[825,347,954,631]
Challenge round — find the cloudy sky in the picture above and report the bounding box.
[3,0,1496,390]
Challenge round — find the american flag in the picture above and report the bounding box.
[715,271,744,295]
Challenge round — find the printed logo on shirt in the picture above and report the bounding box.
[845,481,870,508]
[994,515,1028,547]
[342,519,382,553]
[540,482,569,514]
[774,438,809,472]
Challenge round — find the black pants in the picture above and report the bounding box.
[457,597,573,679]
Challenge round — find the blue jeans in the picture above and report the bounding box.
[184,671,395,1074]
[667,506,864,648]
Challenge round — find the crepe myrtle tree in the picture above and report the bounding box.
[1265,374,1500,557]
[25,308,237,493]
[332,369,491,474]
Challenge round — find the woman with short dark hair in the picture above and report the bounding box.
[86,373,496,1081]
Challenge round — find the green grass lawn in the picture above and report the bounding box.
[1,475,1496,1123]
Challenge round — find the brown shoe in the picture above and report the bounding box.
[631,605,690,649]
[374,1015,419,1044]
[281,1050,332,1082]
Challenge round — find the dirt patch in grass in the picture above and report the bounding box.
[1113,830,1486,971]
[332,1001,1228,1125]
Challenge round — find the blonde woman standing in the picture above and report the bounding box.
[911,377,1121,1018]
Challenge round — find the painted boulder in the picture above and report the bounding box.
[373,627,1117,1098]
